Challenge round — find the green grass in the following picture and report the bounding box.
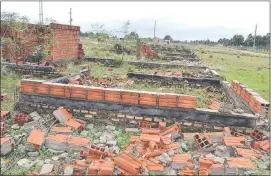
[188,44,270,101]
[81,38,183,63]
[58,61,229,108]
[1,69,23,111]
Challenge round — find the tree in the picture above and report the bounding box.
[24,45,45,64]
[263,33,270,48]
[164,35,173,41]
[1,11,29,63]
[244,34,254,47]
[130,32,139,38]
[124,31,139,40]
[231,34,244,46]
[120,20,130,47]
[255,35,265,47]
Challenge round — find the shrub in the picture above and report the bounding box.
[24,45,45,64]
[209,55,213,58]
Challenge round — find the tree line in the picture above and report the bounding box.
[188,33,270,49]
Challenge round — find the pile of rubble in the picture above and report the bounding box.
[1,107,270,175]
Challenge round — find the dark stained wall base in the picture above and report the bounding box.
[127,73,220,85]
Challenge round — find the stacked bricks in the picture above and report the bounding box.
[1,23,83,62]
[20,79,198,110]
[49,23,82,61]
[140,44,157,57]
[14,113,29,125]
[0,122,6,137]
[78,43,84,57]
[230,80,270,117]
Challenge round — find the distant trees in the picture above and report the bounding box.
[189,39,217,46]
[124,31,139,40]
[231,35,244,46]
[217,33,270,49]
[218,38,231,46]
[244,34,254,47]
[80,31,94,37]
[164,35,173,41]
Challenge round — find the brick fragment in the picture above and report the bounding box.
[250,129,264,141]
[235,148,262,159]
[1,111,11,121]
[14,113,30,125]
[253,139,270,152]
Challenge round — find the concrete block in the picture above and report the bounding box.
[29,111,43,121]
[125,128,141,133]
[53,110,67,123]
[1,138,15,155]
[106,140,117,146]
[40,164,54,175]
[106,125,116,131]
[214,145,231,158]
[211,164,225,175]
[24,121,39,133]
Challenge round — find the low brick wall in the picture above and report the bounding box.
[85,58,207,69]
[18,79,257,127]
[230,80,270,118]
[165,56,200,62]
[127,73,220,85]
[18,94,256,128]
[220,81,252,113]
[1,62,55,72]
[20,79,197,109]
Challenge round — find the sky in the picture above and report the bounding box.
[1,1,270,41]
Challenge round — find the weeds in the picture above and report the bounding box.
[115,128,131,147]
[244,157,270,175]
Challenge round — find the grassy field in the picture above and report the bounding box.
[81,38,269,101]
[1,39,269,112]
[187,44,270,101]
[82,39,175,63]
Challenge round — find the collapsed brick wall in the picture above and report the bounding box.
[140,44,157,57]
[20,79,197,109]
[1,23,84,62]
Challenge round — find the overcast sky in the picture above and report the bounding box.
[2,1,270,41]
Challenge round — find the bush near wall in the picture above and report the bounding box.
[1,23,84,63]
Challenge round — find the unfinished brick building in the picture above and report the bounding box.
[1,23,84,63]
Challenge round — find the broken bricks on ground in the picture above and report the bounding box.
[0,107,270,175]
